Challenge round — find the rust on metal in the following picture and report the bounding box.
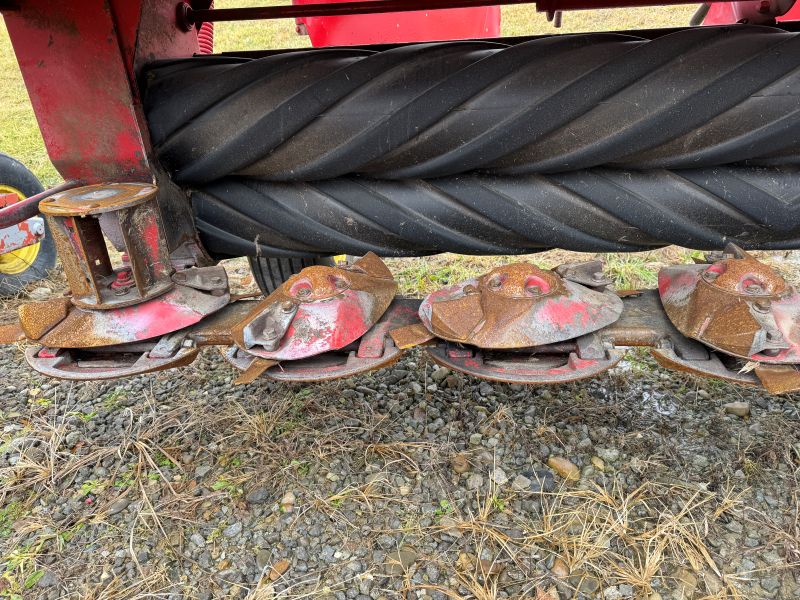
[554,260,613,289]
[419,262,623,349]
[0,322,24,344]
[389,322,436,350]
[659,244,800,363]
[0,179,82,230]
[650,346,758,387]
[225,299,419,383]
[234,358,279,385]
[426,333,625,384]
[186,300,260,346]
[18,297,72,340]
[40,183,157,216]
[231,252,397,360]
[42,183,175,310]
[25,341,199,381]
[6,248,798,393]
[36,266,229,348]
[754,364,800,395]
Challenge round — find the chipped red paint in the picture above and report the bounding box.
[259,290,372,361]
[536,298,595,331]
[420,265,623,349]
[356,302,418,359]
[0,218,44,254]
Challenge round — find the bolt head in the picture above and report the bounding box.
[526,284,542,295]
[754,300,772,313]
[745,283,763,295]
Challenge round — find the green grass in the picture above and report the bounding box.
[0,3,695,186]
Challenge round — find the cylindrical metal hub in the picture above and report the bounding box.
[40,183,173,309]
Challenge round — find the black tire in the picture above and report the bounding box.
[248,256,334,295]
[0,153,56,296]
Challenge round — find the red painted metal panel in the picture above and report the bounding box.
[3,1,150,182]
[294,0,500,46]
[2,1,200,184]
[704,1,800,24]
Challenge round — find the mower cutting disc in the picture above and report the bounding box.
[231,253,397,360]
[419,263,623,349]
[225,298,418,382]
[659,244,800,363]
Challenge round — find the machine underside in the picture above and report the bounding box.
[144,25,800,257]
[2,2,800,392]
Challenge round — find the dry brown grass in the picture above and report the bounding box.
[398,478,760,599]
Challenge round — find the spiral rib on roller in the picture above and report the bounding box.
[190,166,800,258]
[145,26,800,184]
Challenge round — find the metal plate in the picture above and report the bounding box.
[650,346,758,387]
[25,341,199,381]
[225,298,418,382]
[37,275,230,349]
[426,334,625,385]
[659,245,800,363]
[419,263,623,349]
[232,253,397,360]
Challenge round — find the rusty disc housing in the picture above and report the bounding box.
[231,252,397,360]
[419,262,623,349]
[659,245,800,363]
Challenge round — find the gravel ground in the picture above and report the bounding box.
[0,253,799,599]
[0,344,798,599]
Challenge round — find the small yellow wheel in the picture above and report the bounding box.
[0,184,41,276]
[0,154,56,296]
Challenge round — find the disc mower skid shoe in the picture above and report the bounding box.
[418,262,623,349]
[426,333,626,385]
[659,244,800,364]
[231,252,397,360]
[25,333,199,381]
[225,299,419,383]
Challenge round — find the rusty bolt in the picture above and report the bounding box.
[745,283,764,295]
[280,300,295,313]
[526,284,542,296]
[262,324,279,340]
[487,276,502,290]
[753,299,772,313]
